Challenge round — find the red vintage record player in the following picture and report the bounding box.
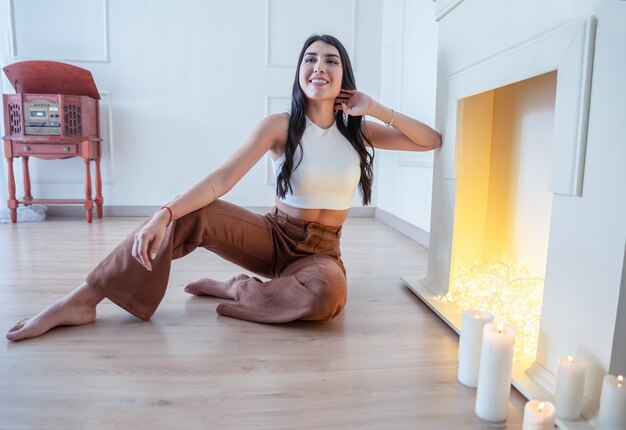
[2,61,103,223]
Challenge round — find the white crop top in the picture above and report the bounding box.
[272,116,361,210]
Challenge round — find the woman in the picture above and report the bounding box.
[6,35,441,342]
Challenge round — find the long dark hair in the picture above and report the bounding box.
[276,34,375,206]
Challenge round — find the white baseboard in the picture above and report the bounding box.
[45,205,279,218]
[45,205,377,218]
[374,207,430,248]
[46,205,160,218]
[347,206,376,218]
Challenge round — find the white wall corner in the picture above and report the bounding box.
[610,242,626,375]
[375,207,430,248]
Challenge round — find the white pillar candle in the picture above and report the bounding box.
[554,355,586,420]
[475,322,516,422]
[458,310,494,387]
[598,374,626,429]
[522,400,556,430]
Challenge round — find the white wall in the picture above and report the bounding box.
[0,0,383,209]
[377,0,438,233]
[0,0,11,219]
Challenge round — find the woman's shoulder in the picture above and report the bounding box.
[254,112,289,132]
[253,112,289,152]
[263,112,290,128]
[257,112,289,141]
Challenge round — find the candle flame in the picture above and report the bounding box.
[567,355,574,363]
[538,402,545,412]
[496,322,504,333]
[619,375,624,388]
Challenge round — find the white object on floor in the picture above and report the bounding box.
[0,205,47,223]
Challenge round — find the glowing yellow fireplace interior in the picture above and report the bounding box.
[443,72,557,359]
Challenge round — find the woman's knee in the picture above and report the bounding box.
[301,270,347,321]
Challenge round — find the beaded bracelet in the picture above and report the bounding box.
[159,205,173,227]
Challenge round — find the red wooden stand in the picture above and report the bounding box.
[2,135,103,223]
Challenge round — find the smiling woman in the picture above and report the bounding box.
[299,42,344,100]
[276,35,374,225]
[6,34,441,342]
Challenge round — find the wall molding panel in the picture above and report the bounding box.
[264,0,356,69]
[398,152,434,168]
[433,0,465,22]
[10,0,109,62]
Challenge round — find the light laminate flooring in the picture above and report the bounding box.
[0,216,526,429]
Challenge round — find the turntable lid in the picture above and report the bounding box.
[3,60,100,100]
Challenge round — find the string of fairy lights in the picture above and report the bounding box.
[441,260,544,358]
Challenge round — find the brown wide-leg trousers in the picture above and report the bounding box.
[85,200,347,323]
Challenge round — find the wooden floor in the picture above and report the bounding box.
[0,216,527,429]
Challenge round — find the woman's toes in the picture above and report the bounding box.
[184,279,212,295]
[7,318,29,333]
[6,324,29,340]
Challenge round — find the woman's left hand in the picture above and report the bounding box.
[335,89,375,117]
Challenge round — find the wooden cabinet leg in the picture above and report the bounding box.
[22,156,33,204]
[95,153,103,219]
[84,158,93,223]
[6,155,18,223]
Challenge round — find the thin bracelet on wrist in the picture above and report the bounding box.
[384,108,396,127]
[159,205,173,226]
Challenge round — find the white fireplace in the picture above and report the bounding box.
[402,1,626,427]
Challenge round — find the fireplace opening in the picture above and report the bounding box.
[443,71,557,359]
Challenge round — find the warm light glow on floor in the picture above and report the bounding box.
[441,260,544,358]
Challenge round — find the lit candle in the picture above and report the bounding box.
[597,374,626,429]
[522,400,556,430]
[458,310,494,387]
[554,355,586,420]
[475,321,516,422]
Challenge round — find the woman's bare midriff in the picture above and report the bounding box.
[275,199,349,227]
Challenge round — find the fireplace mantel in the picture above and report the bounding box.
[426,16,596,298]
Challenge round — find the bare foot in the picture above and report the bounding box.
[184,274,250,300]
[6,282,103,342]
